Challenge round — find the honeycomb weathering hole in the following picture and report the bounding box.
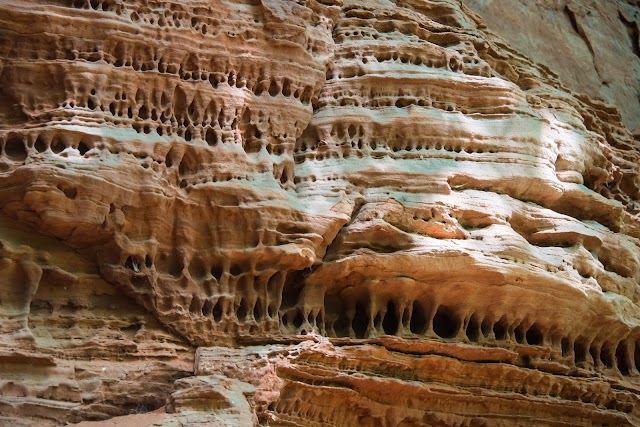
[433,306,458,339]
[4,137,27,161]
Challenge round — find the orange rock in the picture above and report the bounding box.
[0,0,639,425]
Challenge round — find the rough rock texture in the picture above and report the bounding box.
[462,0,640,132]
[0,0,639,425]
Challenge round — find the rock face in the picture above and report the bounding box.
[0,0,639,426]
[462,0,640,132]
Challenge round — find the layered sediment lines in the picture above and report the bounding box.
[0,0,639,425]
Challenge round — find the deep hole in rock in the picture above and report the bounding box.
[410,301,427,334]
[514,324,525,344]
[465,315,480,341]
[188,258,208,279]
[481,317,492,338]
[201,299,212,316]
[382,300,398,335]
[212,299,223,323]
[168,257,183,278]
[35,136,48,153]
[333,309,350,337]
[4,137,27,161]
[253,299,263,321]
[78,141,89,155]
[268,80,279,96]
[279,273,304,313]
[206,128,217,146]
[125,255,140,272]
[139,105,149,120]
[373,312,382,329]
[60,186,78,199]
[561,337,570,356]
[189,297,199,314]
[601,344,614,368]
[282,79,292,97]
[293,310,304,328]
[616,341,630,375]
[352,301,369,339]
[526,324,543,345]
[211,265,224,281]
[574,339,587,363]
[433,306,457,338]
[51,138,65,154]
[493,316,508,340]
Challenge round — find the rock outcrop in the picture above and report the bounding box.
[0,0,639,425]
[462,0,640,132]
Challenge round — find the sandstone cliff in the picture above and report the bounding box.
[0,0,639,426]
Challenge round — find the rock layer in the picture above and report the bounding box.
[0,0,639,425]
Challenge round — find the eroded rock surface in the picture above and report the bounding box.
[462,0,640,132]
[1,0,639,425]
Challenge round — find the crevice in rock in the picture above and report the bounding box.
[619,11,640,59]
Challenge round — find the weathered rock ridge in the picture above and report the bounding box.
[0,0,639,425]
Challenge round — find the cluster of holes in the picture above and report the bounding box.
[177,173,251,189]
[294,124,499,164]
[312,290,640,378]
[318,86,518,115]
[68,0,227,38]
[70,0,121,14]
[103,89,242,143]
[564,336,640,376]
[51,42,316,128]
[176,168,295,190]
[72,0,326,57]
[74,85,299,187]
[76,73,310,147]
[170,149,294,190]
[335,14,462,50]
[181,269,287,327]
[131,245,640,382]
[331,50,463,76]
[0,133,93,161]
[321,296,527,342]
[331,14,492,76]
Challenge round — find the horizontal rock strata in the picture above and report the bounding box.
[0,0,639,425]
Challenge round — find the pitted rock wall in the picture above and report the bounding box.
[0,0,639,425]
[463,0,640,132]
